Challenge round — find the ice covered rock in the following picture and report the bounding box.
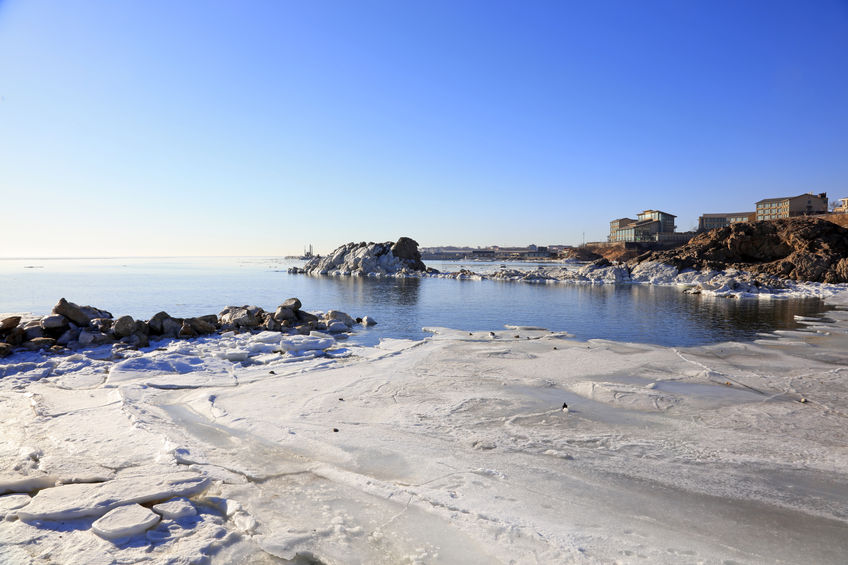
[361,316,377,326]
[40,315,69,331]
[219,305,264,328]
[298,237,427,276]
[91,503,161,539]
[17,471,209,522]
[152,497,197,520]
[279,334,335,354]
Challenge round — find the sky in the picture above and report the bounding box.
[1,0,847,257]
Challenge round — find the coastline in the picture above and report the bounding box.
[1,285,847,563]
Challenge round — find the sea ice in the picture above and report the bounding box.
[91,503,161,540]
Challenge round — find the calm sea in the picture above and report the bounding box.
[0,256,829,347]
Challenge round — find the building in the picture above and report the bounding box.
[833,198,848,214]
[697,212,756,232]
[755,193,828,221]
[609,210,679,243]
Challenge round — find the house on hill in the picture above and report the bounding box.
[697,212,756,232]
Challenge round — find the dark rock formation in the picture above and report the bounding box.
[631,217,848,283]
[293,237,427,276]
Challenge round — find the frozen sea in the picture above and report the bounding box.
[0,256,830,346]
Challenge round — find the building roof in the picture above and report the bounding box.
[639,210,676,217]
[700,212,755,218]
[610,217,636,223]
[756,193,826,204]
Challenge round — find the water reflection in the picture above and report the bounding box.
[0,257,831,347]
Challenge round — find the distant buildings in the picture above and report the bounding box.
[697,212,756,232]
[755,192,828,221]
[695,192,831,233]
[834,198,848,214]
[609,210,690,244]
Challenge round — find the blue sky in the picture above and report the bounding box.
[1,0,846,257]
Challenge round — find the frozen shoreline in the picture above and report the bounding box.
[1,287,848,563]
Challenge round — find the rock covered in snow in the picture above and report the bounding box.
[292,236,427,276]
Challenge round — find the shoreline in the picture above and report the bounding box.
[1,289,847,562]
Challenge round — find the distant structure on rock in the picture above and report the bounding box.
[754,192,828,221]
[697,212,756,232]
[608,210,692,245]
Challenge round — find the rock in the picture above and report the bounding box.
[52,298,111,326]
[24,325,45,340]
[92,503,160,540]
[133,320,150,335]
[56,328,80,346]
[633,217,848,283]
[362,316,377,326]
[326,310,355,327]
[281,298,302,311]
[326,321,349,333]
[89,318,113,332]
[296,310,319,323]
[78,330,113,347]
[4,327,25,346]
[113,316,135,338]
[187,316,217,335]
[261,315,281,332]
[273,306,297,323]
[161,317,182,337]
[219,306,263,328]
[40,315,69,331]
[0,316,21,332]
[178,320,197,339]
[148,312,171,335]
[298,237,427,276]
[0,343,12,357]
[23,337,56,350]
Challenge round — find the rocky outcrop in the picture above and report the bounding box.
[290,237,427,276]
[631,217,848,283]
[0,298,374,358]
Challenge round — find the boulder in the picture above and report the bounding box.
[0,316,22,332]
[23,337,55,351]
[295,310,319,323]
[52,299,111,326]
[273,306,297,323]
[4,327,25,346]
[161,317,182,337]
[0,343,12,357]
[133,320,150,336]
[148,312,172,335]
[219,306,264,328]
[187,316,217,335]
[361,316,377,326]
[89,318,113,333]
[178,321,197,339]
[112,316,135,338]
[40,315,69,331]
[325,310,355,327]
[56,328,80,346]
[78,330,113,347]
[24,325,45,341]
[281,298,301,311]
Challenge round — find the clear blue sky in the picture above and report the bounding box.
[1,0,847,257]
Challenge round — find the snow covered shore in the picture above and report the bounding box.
[2,289,848,564]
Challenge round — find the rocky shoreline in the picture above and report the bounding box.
[0,297,375,359]
[288,228,847,299]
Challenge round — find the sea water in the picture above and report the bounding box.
[0,256,830,347]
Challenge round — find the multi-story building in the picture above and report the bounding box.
[697,212,756,232]
[832,198,848,214]
[755,193,828,221]
[609,210,680,243]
